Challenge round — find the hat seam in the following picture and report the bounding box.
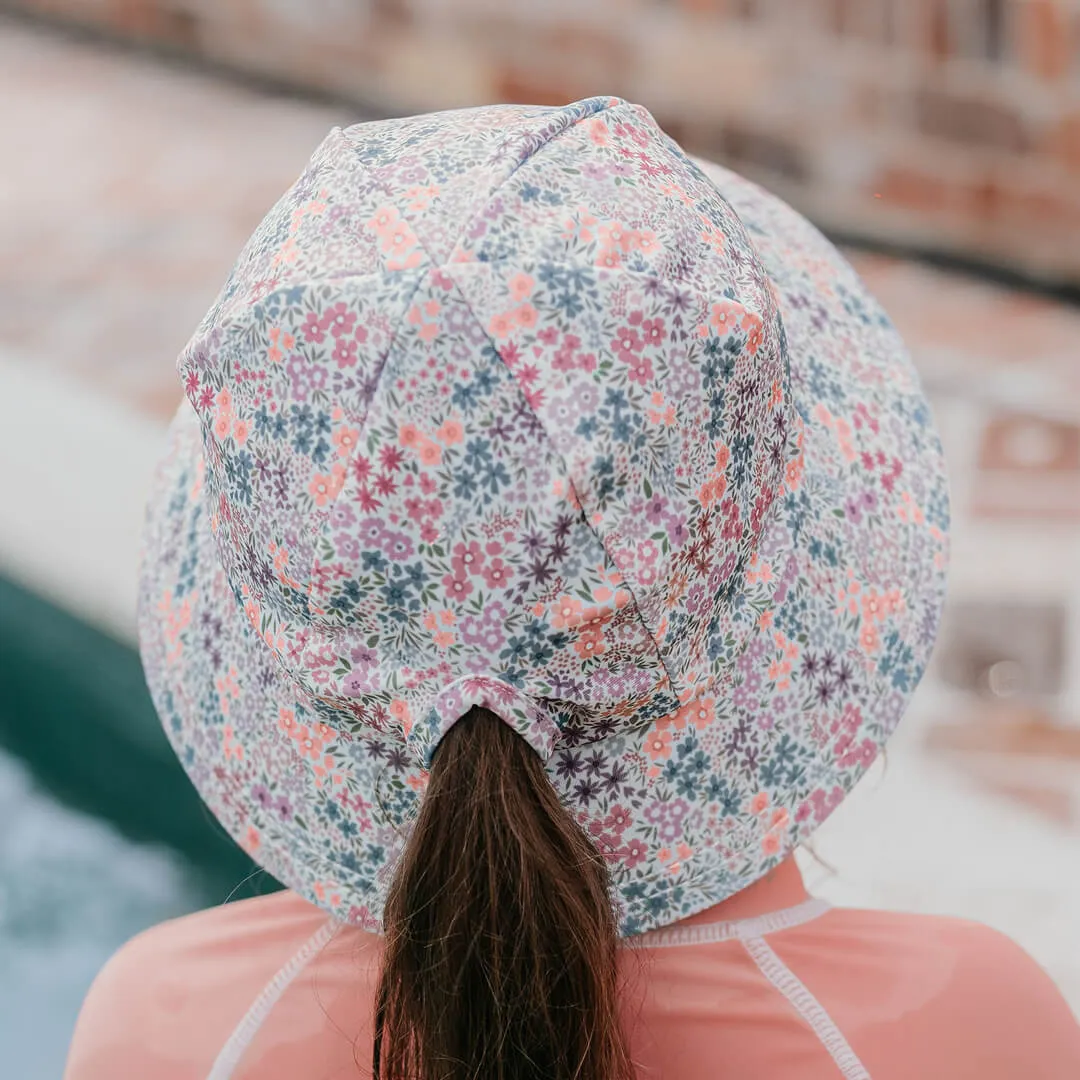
[306,100,627,620]
[439,263,683,716]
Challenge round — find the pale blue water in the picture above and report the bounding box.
[0,752,206,1079]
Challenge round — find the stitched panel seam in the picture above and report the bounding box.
[630,897,830,949]
[307,98,622,615]
[205,919,339,1080]
[743,935,872,1080]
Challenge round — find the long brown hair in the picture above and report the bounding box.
[373,705,635,1080]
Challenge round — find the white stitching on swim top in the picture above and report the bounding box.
[205,918,339,1080]
[630,896,831,949]
[205,897,834,1078]
[743,934,872,1080]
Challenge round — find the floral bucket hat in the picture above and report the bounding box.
[139,97,950,935]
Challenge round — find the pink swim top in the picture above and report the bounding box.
[64,858,1080,1079]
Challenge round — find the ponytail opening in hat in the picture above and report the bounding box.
[373,706,634,1080]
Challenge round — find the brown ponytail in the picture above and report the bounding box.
[373,705,635,1080]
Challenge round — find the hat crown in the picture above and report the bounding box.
[180,98,796,757]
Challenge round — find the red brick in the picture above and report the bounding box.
[494,66,579,108]
[671,0,729,13]
[916,87,1030,152]
[1018,0,1071,80]
[959,173,1004,224]
[1048,111,1080,173]
[872,164,954,215]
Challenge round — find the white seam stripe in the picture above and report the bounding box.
[206,918,339,1080]
[632,896,831,949]
[743,935,872,1080]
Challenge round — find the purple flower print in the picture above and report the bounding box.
[459,602,508,652]
[357,517,387,547]
[334,532,361,561]
[306,365,328,394]
[344,664,380,695]
[665,513,689,549]
[642,798,690,844]
[844,489,878,524]
[382,530,414,562]
[710,552,738,591]
[644,492,668,524]
[330,502,356,529]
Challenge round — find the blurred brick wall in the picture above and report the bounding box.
[7,0,1080,285]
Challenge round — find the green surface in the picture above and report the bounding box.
[0,573,281,901]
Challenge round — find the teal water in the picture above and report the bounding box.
[0,751,208,1079]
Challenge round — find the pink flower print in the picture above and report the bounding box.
[292,723,330,761]
[859,621,881,654]
[596,246,621,269]
[623,353,654,386]
[598,222,631,252]
[620,837,648,869]
[642,316,665,347]
[436,419,463,445]
[481,557,513,590]
[309,464,345,507]
[366,205,399,237]
[573,627,606,660]
[553,332,580,371]
[420,521,439,544]
[333,426,359,458]
[745,316,764,355]
[514,303,538,329]
[301,311,328,343]
[837,736,877,770]
[551,594,584,629]
[636,539,660,585]
[861,588,889,625]
[719,497,744,542]
[488,311,515,339]
[379,445,405,473]
[604,805,632,834]
[537,326,558,346]
[796,785,845,825]
[612,325,643,361]
[644,726,672,760]
[442,569,473,602]
[451,540,484,578]
[636,230,659,254]
[326,303,357,339]
[416,439,442,466]
[508,272,534,301]
[709,299,744,335]
[587,117,610,146]
[332,336,358,368]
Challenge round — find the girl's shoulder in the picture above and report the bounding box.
[63,890,370,1080]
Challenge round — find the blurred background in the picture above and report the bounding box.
[0,1,1078,1074]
